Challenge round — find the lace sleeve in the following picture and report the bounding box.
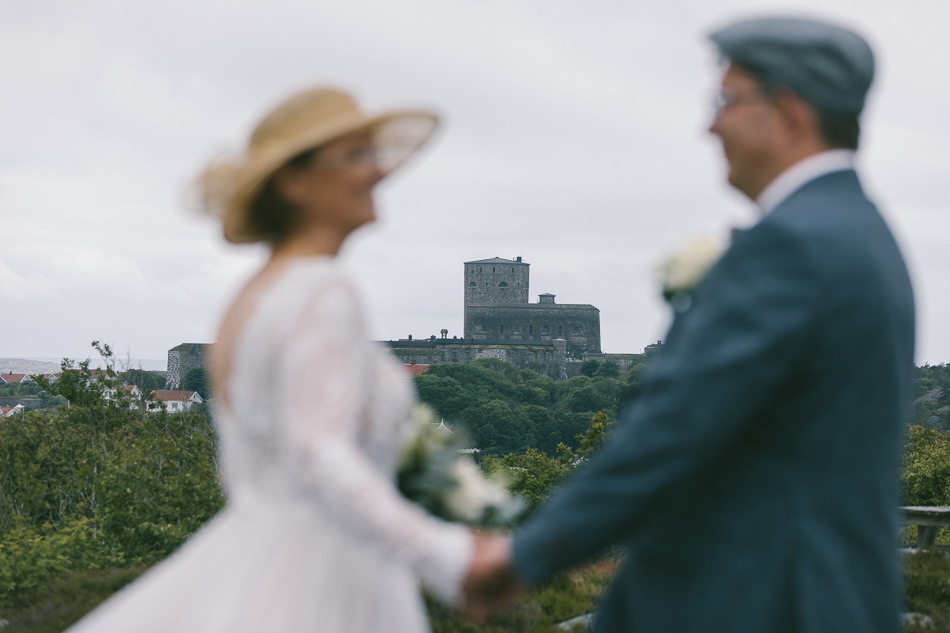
[276,275,472,603]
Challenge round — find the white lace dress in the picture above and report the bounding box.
[66,257,473,633]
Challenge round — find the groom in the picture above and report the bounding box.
[464,15,915,633]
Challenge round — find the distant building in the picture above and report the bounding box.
[403,360,430,377]
[463,257,601,358]
[166,343,212,389]
[0,373,31,384]
[0,404,24,417]
[148,390,203,414]
[385,257,650,380]
[168,256,656,384]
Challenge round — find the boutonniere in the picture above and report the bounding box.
[656,237,724,313]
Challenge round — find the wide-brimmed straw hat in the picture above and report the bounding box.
[198,86,439,243]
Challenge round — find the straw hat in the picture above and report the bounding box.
[198,86,439,243]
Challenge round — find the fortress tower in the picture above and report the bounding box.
[463,256,601,357]
[464,256,530,306]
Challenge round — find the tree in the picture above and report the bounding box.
[563,384,610,414]
[902,425,950,506]
[183,367,210,400]
[0,343,224,603]
[414,373,473,420]
[594,360,621,379]
[122,369,165,394]
[579,359,600,377]
[576,411,613,459]
[463,399,535,456]
[482,446,576,515]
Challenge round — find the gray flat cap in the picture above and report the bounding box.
[709,16,874,115]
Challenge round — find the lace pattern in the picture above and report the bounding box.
[221,258,471,602]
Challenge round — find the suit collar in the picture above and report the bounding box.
[755,149,856,215]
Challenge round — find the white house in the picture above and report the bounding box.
[147,390,203,414]
[103,384,144,409]
[0,404,24,417]
[0,373,30,384]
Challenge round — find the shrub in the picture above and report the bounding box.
[0,516,124,603]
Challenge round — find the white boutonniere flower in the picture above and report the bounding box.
[657,237,724,312]
[397,404,524,527]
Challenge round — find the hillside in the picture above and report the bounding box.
[0,358,62,374]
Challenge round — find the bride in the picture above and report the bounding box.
[65,87,476,632]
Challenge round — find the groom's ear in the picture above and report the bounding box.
[772,90,824,148]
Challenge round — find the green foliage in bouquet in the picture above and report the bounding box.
[397,404,524,528]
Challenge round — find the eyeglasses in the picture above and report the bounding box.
[311,144,381,171]
[711,89,772,116]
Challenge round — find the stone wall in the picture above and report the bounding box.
[0,397,41,409]
[166,343,212,389]
[580,343,663,371]
[464,303,601,357]
[388,339,593,380]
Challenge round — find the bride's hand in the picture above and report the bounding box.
[460,531,523,621]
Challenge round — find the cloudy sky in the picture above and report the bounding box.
[2,0,948,370]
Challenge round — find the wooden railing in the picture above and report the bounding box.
[901,506,950,549]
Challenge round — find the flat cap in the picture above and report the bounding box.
[709,16,874,115]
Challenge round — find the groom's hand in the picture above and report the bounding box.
[461,532,524,621]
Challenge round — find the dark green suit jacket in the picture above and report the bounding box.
[513,170,915,632]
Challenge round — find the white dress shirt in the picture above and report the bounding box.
[756,149,857,215]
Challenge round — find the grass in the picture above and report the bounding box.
[2,561,613,633]
[6,552,950,632]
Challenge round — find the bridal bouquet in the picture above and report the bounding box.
[397,404,524,528]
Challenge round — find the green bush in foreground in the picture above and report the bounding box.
[1,565,148,633]
[0,344,224,606]
[0,517,124,601]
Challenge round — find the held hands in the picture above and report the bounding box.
[461,531,524,620]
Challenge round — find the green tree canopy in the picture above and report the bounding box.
[579,359,601,377]
[902,425,950,506]
[0,344,224,603]
[183,367,211,400]
[122,369,165,393]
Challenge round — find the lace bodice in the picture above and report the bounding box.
[215,257,471,602]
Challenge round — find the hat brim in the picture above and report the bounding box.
[223,109,438,243]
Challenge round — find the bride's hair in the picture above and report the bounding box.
[245,147,319,247]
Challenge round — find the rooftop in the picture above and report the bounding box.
[464,257,528,265]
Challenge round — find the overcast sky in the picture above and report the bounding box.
[2,0,948,370]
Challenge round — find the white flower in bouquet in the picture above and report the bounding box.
[443,458,516,524]
[397,404,524,527]
[657,237,724,311]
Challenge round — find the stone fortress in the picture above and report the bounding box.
[387,256,653,379]
[167,256,655,386]
[463,257,601,358]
